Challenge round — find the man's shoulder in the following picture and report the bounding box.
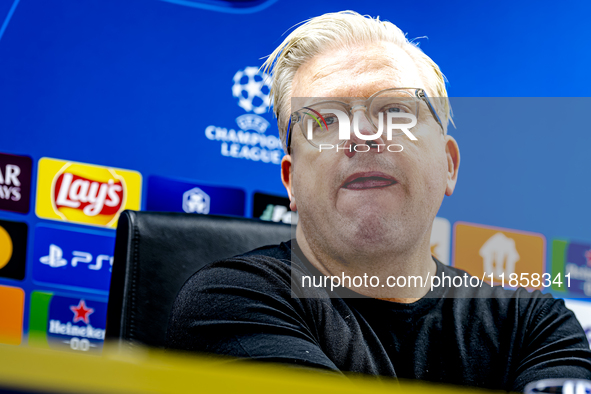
[173,239,329,309]
[436,262,573,328]
[239,241,293,261]
[182,241,296,291]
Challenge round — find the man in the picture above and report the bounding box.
[166,11,591,391]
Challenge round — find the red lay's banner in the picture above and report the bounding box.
[53,172,124,217]
[36,158,141,228]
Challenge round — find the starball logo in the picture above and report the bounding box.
[36,158,142,228]
[204,66,284,165]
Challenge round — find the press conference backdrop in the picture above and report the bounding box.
[1,0,590,354]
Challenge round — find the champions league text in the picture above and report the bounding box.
[205,125,283,165]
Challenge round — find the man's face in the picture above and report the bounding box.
[284,41,459,264]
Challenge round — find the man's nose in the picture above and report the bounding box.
[343,110,385,158]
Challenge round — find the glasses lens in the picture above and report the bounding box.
[299,102,348,146]
[369,91,418,136]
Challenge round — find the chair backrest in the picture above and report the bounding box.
[105,210,292,349]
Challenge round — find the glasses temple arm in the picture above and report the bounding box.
[418,90,446,132]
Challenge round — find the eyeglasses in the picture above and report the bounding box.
[285,88,444,153]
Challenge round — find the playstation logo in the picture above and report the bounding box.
[182,187,210,215]
[40,244,67,268]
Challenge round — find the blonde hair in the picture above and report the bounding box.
[262,10,451,150]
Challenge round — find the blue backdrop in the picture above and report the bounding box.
[0,0,590,351]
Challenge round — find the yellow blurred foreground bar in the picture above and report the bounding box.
[0,343,495,394]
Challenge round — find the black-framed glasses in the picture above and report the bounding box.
[285,88,444,153]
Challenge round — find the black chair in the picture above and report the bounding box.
[105,210,292,350]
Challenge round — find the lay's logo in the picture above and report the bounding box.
[36,158,141,228]
[54,172,124,216]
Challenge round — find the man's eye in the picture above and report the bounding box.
[325,116,337,125]
[386,106,405,113]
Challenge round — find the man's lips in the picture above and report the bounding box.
[341,172,398,190]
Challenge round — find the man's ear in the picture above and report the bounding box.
[444,136,460,196]
[281,154,297,211]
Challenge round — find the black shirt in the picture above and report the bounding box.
[166,240,591,391]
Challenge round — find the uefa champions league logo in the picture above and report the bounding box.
[203,66,283,165]
[232,66,271,115]
[232,67,272,134]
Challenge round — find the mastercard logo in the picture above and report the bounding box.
[0,225,13,270]
[36,158,142,228]
[0,219,27,281]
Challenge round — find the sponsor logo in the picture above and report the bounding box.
[552,240,591,296]
[36,158,142,228]
[453,222,545,286]
[0,226,11,270]
[260,204,291,223]
[69,300,94,324]
[40,245,67,268]
[564,299,591,349]
[147,175,245,217]
[204,67,283,165]
[0,285,25,345]
[32,225,115,292]
[0,152,32,214]
[480,233,520,278]
[29,292,107,353]
[54,172,124,217]
[0,219,27,281]
[182,187,210,214]
[430,217,451,266]
[252,192,297,224]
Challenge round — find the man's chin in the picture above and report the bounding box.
[336,188,404,219]
[331,219,404,254]
[298,206,410,260]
